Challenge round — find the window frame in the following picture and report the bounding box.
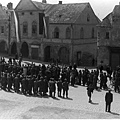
[54,27,59,38]
[23,21,28,36]
[80,27,84,39]
[1,26,4,34]
[32,21,37,36]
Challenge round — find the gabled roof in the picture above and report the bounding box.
[0,6,9,20]
[32,2,88,23]
[113,5,120,16]
[15,0,41,11]
[15,0,94,23]
[101,13,112,26]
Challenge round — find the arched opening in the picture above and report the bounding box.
[11,42,17,55]
[21,42,29,58]
[44,46,51,62]
[58,47,69,64]
[0,41,7,54]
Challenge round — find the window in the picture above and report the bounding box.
[23,22,28,36]
[1,26,4,33]
[22,12,24,15]
[66,27,71,39]
[30,12,33,15]
[97,32,100,39]
[80,27,84,39]
[92,28,94,38]
[54,27,59,38]
[32,21,37,36]
[87,14,90,22]
[106,32,109,39]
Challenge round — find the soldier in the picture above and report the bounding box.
[14,74,20,93]
[100,72,104,89]
[21,76,26,95]
[44,77,48,96]
[33,78,38,96]
[38,77,45,96]
[103,72,108,90]
[48,78,56,97]
[62,79,69,98]
[28,76,33,95]
[57,78,63,97]
[2,72,7,90]
[78,70,82,85]
[7,73,12,91]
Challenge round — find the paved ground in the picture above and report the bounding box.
[0,84,120,119]
[0,55,120,119]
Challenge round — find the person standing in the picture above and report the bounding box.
[62,79,69,98]
[105,90,113,112]
[57,78,63,97]
[87,83,94,103]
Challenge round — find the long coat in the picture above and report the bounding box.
[105,92,113,103]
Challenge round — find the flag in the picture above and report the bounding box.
[43,16,47,37]
[13,10,20,42]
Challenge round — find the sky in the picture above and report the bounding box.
[0,0,120,20]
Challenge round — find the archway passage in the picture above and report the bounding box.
[11,42,17,55]
[0,41,7,54]
[44,46,51,62]
[21,42,29,58]
[58,47,69,64]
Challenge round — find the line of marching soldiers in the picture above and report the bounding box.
[0,57,71,98]
[0,57,112,99]
[0,72,69,98]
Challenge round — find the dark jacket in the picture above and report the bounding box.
[105,91,113,103]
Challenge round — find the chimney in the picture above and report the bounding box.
[42,0,47,3]
[7,2,13,10]
[0,3,2,7]
[59,1,62,4]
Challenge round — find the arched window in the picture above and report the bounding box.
[92,28,94,38]
[32,21,37,36]
[66,27,71,39]
[80,27,84,39]
[54,27,59,38]
[23,22,28,36]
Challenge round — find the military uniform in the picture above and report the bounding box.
[33,78,38,95]
[57,79,63,97]
[28,76,33,95]
[48,78,56,97]
[62,79,69,98]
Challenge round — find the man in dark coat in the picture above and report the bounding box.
[57,78,63,97]
[62,79,69,98]
[87,83,94,103]
[105,90,113,112]
[48,78,56,97]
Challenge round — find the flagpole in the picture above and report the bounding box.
[8,15,11,55]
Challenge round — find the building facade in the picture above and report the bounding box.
[0,0,100,66]
[0,4,9,54]
[97,3,120,69]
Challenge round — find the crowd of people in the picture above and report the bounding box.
[0,56,120,101]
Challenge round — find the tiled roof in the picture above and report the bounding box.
[0,6,9,20]
[113,5,120,16]
[32,1,88,23]
[101,13,112,26]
